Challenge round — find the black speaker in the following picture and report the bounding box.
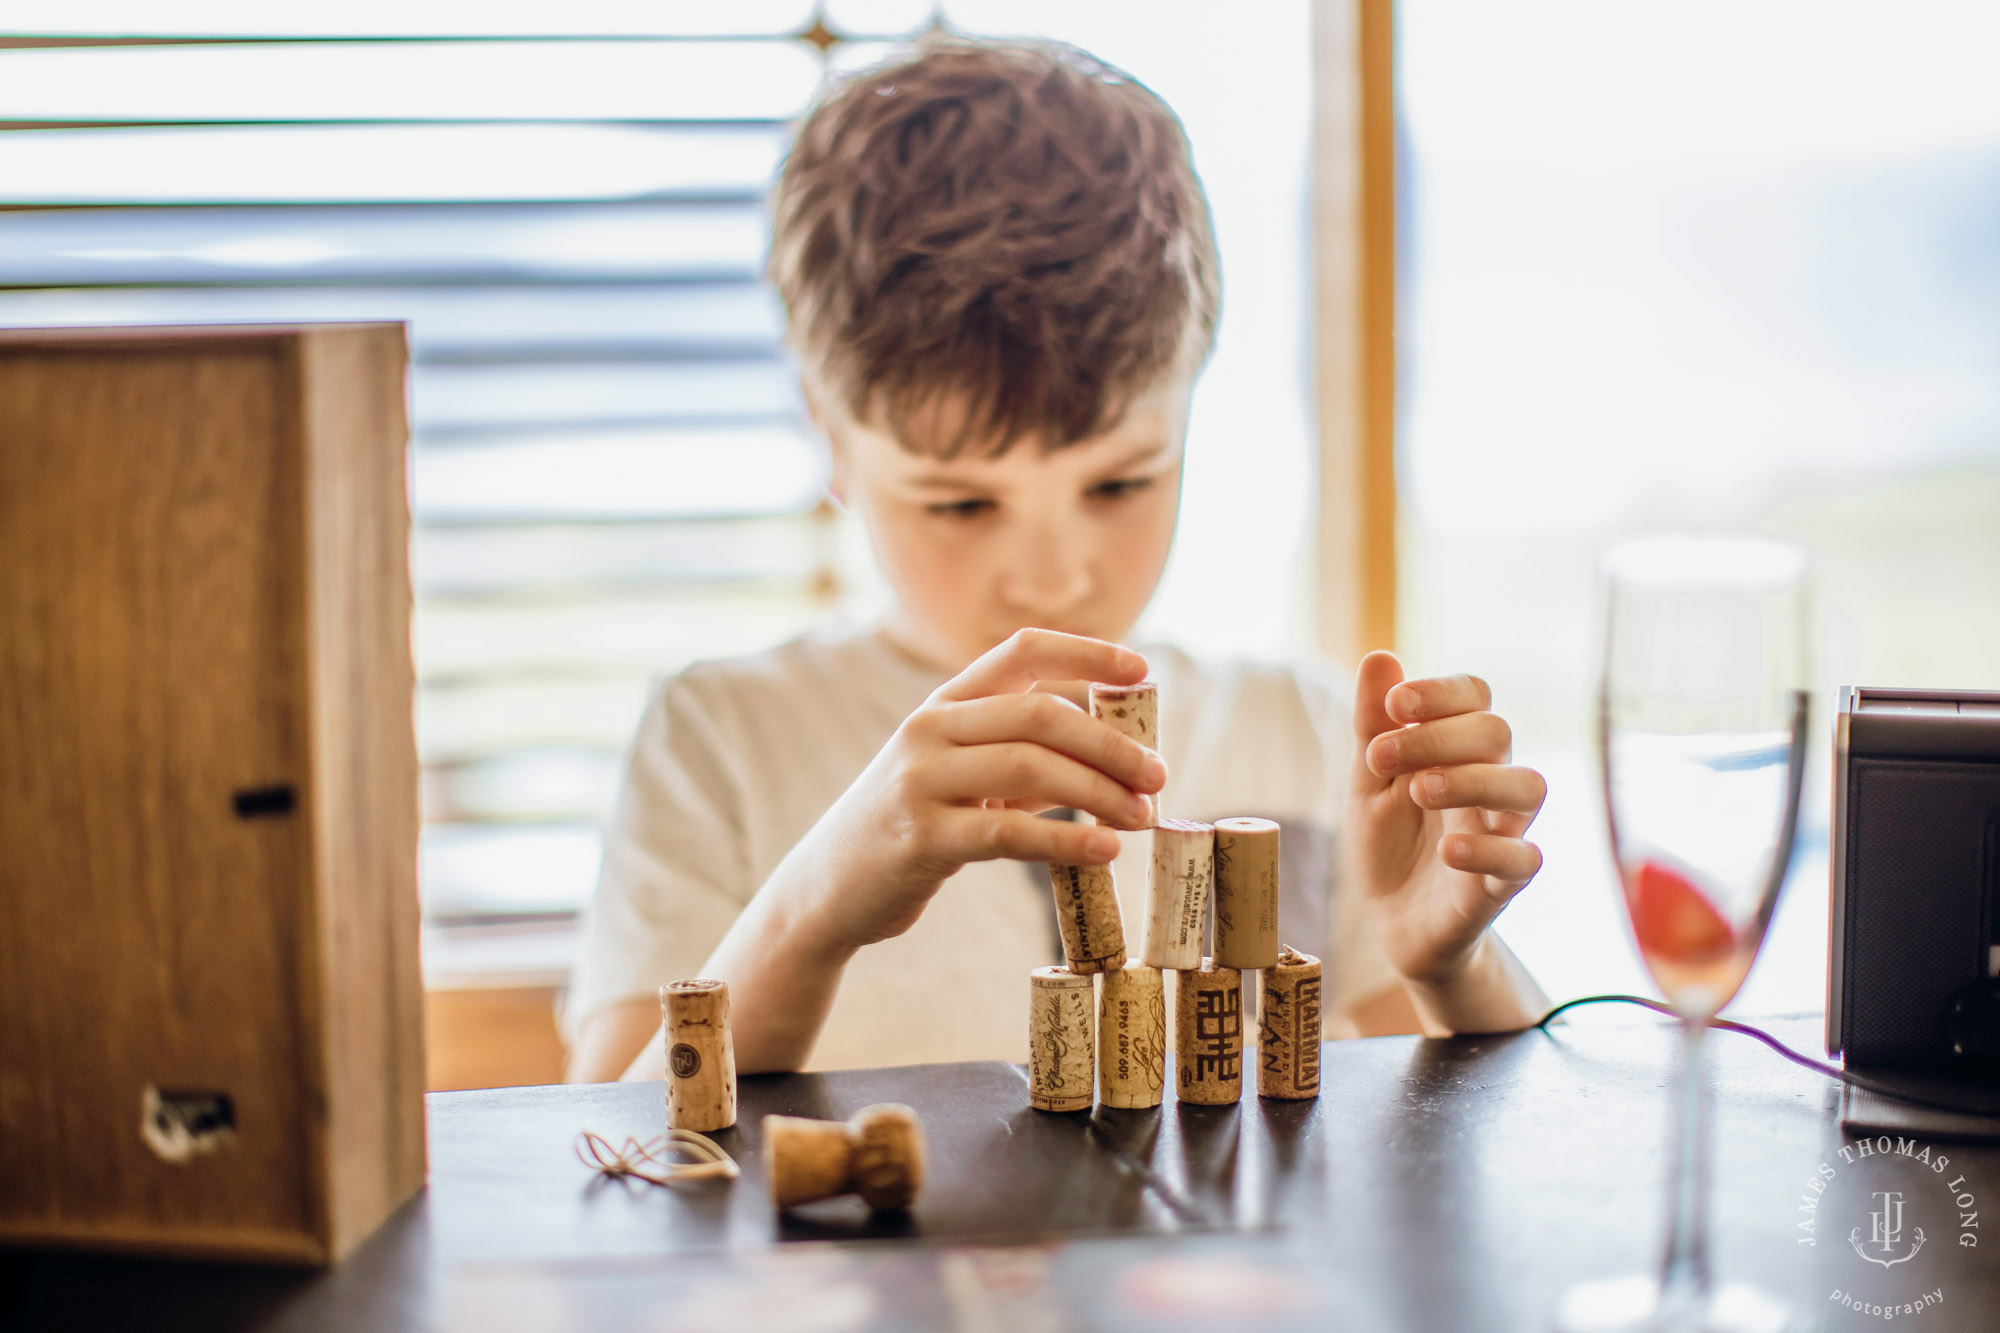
[1829,686,2000,1075]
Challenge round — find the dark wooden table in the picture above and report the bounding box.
[7,1015,1997,1332]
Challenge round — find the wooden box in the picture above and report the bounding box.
[0,324,426,1263]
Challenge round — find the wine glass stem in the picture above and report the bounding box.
[1659,1015,1712,1308]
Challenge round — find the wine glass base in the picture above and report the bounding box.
[1552,1275,1807,1333]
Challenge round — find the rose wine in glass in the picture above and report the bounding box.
[1554,535,1811,1333]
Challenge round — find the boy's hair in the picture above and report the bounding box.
[769,37,1220,456]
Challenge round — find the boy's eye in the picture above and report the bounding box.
[926,497,996,520]
[1088,476,1155,502]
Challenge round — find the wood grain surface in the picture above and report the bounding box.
[0,324,423,1263]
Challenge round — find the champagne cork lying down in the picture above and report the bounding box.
[1048,861,1126,974]
[1027,965,1095,1112]
[1140,819,1214,971]
[1213,816,1281,971]
[1089,680,1159,827]
[661,978,735,1132]
[1098,961,1166,1109]
[1175,958,1244,1106]
[763,1104,926,1210]
[1257,945,1324,1100]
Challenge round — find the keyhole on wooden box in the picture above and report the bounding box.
[232,785,296,818]
[141,1086,235,1163]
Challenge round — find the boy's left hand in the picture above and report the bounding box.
[1347,650,1546,987]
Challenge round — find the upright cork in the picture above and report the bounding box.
[1139,819,1214,971]
[1174,958,1244,1105]
[763,1103,926,1211]
[1097,961,1166,1109]
[1027,965,1096,1113]
[1049,862,1126,974]
[1257,946,1324,1100]
[661,978,735,1132]
[1090,680,1159,827]
[1213,817,1281,970]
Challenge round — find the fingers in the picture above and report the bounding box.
[1367,709,1511,777]
[1441,831,1543,889]
[936,806,1122,866]
[1350,650,1405,789]
[926,743,1153,830]
[1351,650,1404,745]
[1385,673,1492,725]
[935,692,1165,795]
[1410,763,1547,819]
[940,628,1147,703]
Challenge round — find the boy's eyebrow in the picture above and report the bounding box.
[1087,439,1174,477]
[899,438,1175,492]
[903,474,996,494]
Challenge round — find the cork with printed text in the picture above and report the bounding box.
[1140,819,1213,971]
[1213,816,1280,970]
[1174,958,1244,1105]
[1028,965,1096,1113]
[1097,961,1166,1109]
[1049,861,1126,975]
[1256,946,1323,1100]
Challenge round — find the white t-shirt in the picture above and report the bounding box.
[564,619,1401,1070]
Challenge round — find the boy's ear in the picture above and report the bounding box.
[800,373,827,431]
[802,375,849,505]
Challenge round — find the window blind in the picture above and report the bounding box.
[0,7,929,925]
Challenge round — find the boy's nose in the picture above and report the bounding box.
[1000,530,1091,618]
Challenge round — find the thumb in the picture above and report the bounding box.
[1350,650,1406,789]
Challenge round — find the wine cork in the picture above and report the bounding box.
[1097,961,1166,1109]
[763,1115,849,1208]
[1139,819,1213,971]
[763,1103,926,1211]
[1174,958,1244,1105]
[661,978,735,1132]
[1257,946,1323,1100]
[847,1104,926,1209]
[1090,680,1159,827]
[1027,965,1095,1112]
[1213,817,1281,970]
[1049,861,1126,974]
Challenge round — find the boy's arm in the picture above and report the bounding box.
[1339,933,1548,1039]
[570,997,663,1083]
[1336,980,1423,1038]
[612,837,860,1078]
[1401,930,1549,1035]
[1338,932,1549,1038]
[593,629,1164,1079]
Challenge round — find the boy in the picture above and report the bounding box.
[565,38,1549,1082]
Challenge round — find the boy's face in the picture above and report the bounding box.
[819,378,1192,671]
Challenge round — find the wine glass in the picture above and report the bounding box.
[1554,534,1812,1333]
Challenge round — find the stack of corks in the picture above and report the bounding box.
[1028,681,1325,1115]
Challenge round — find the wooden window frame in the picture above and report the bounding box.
[1313,0,1398,670]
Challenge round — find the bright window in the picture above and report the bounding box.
[0,4,1322,990]
[1399,0,2000,1016]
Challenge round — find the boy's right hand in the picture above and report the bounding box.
[800,628,1164,952]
